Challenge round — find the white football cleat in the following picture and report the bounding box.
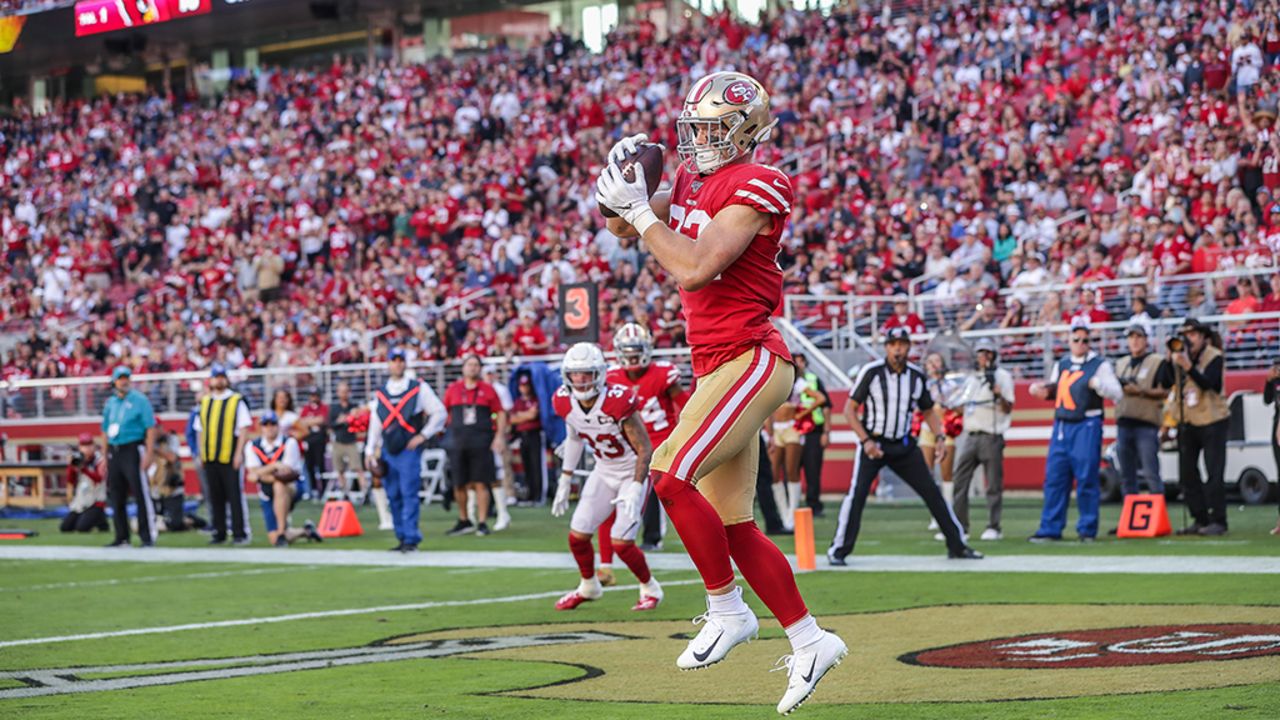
[676,606,759,670]
[774,631,848,715]
[555,576,603,611]
[633,578,664,611]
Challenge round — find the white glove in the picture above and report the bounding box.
[607,133,648,164]
[551,474,573,517]
[596,164,659,235]
[611,481,645,527]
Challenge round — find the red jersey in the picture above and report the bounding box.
[607,361,682,445]
[668,161,793,376]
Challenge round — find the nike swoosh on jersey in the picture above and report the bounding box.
[692,632,724,662]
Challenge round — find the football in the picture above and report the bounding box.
[599,142,664,218]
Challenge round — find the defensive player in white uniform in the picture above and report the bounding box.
[552,343,664,611]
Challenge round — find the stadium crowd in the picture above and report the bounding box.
[4,1,1280,386]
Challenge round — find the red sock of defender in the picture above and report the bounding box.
[725,521,809,627]
[598,511,616,565]
[612,541,652,584]
[653,471,734,590]
[568,533,596,579]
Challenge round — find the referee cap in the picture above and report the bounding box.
[884,326,912,344]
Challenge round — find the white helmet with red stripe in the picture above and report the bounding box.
[561,342,608,401]
[612,323,653,371]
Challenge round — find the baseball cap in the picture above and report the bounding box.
[77,432,93,444]
[518,374,532,385]
[388,347,407,361]
[1126,321,1153,338]
[974,338,998,355]
[210,363,228,378]
[111,366,131,381]
[1069,316,1091,332]
[884,326,912,344]
[261,411,279,425]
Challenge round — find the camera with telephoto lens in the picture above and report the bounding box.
[1167,334,1189,353]
[70,449,85,466]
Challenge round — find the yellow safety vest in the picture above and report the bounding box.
[199,394,243,464]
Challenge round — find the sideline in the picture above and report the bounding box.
[0,545,1276,575]
[0,579,703,649]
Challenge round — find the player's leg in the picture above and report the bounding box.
[607,474,662,609]
[558,473,614,610]
[596,510,616,586]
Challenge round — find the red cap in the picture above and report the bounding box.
[77,433,93,444]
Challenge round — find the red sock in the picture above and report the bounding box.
[653,470,734,591]
[612,541,652,584]
[598,511,615,565]
[726,521,809,627]
[568,533,595,579]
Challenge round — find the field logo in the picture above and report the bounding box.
[903,624,1280,669]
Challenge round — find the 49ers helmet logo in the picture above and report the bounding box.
[723,80,758,105]
[902,624,1280,669]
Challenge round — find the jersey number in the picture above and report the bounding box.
[581,432,627,460]
[669,204,711,239]
[639,396,669,432]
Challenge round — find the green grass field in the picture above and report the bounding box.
[1,499,1278,719]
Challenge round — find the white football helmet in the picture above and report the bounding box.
[612,323,653,371]
[561,342,608,401]
[677,71,776,175]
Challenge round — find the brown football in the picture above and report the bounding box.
[599,143,664,219]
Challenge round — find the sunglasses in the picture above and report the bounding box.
[1070,336,1090,344]
[262,421,278,426]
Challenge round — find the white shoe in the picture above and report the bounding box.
[676,605,759,670]
[980,527,1003,541]
[933,532,945,541]
[378,521,394,531]
[493,514,511,532]
[774,631,848,715]
[927,518,939,530]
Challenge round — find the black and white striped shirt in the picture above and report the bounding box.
[849,359,934,441]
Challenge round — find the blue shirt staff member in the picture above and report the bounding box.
[1028,319,1122,542]
[363,348,446,553]
[101,366,158,547]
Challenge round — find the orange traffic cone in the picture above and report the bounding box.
[1116,494,1172,538]
[318,500,364,538]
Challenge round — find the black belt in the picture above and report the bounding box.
[108,440,142,450]
[969,430,997,436]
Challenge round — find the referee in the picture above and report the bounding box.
[827,328,982,564]
[102,366,158,547]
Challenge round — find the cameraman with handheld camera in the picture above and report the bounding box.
[1113,321,1174,514]
[950,338,1013,540]
[62,433,108,533]
[1168,318,1229,536]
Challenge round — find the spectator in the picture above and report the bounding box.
[326,381,365,498]
[509,374,546,504]
[1184,285,1218,319]
[60,433,108,534]
[960,301,1002,331]
[297,390,330,497]
[442,355,507,537]
[881,296,926,335]
[270,390,300,442]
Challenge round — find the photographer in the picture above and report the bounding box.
[1168,318,1230,536]
[950,339,1013,540]
[1264,361,1280,536]
[1113,322,1175,512]
[150,426,207,533]
[61,433,108,533]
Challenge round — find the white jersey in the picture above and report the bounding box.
[553,383,641,480]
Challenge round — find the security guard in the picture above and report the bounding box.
[827,327,983,564]
[363,348,447,552]
[102,366,158,547]
[1028,319,1122,542]
[195,364,253,545]
[793,353,829,517]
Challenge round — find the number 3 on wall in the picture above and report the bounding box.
[564,286,590,331]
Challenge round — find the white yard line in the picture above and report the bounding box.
[0,567,313,593]
[0,580,703,650]
[0,545,1276,575]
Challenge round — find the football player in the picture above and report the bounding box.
[551,342,664,612]
[606,322,689,551]
[596,71,845,714]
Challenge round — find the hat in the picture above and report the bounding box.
[111,366,131,381]
[1069,316,1091,332]
[261,411,279,425]
[388,347,407,361]
[1126,320,1153,338]
[893,294,909,304]
[884,326,912,344]
[518,374,532,385]
[210,363,228,378]
[77,432,93,444]
[973,338,998,355]
[1179,317,1210,335]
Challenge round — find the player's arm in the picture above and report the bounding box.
[621,413,652,486]
[666,380,690,412]
[606,190,670,239]
[638,203,769,291]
